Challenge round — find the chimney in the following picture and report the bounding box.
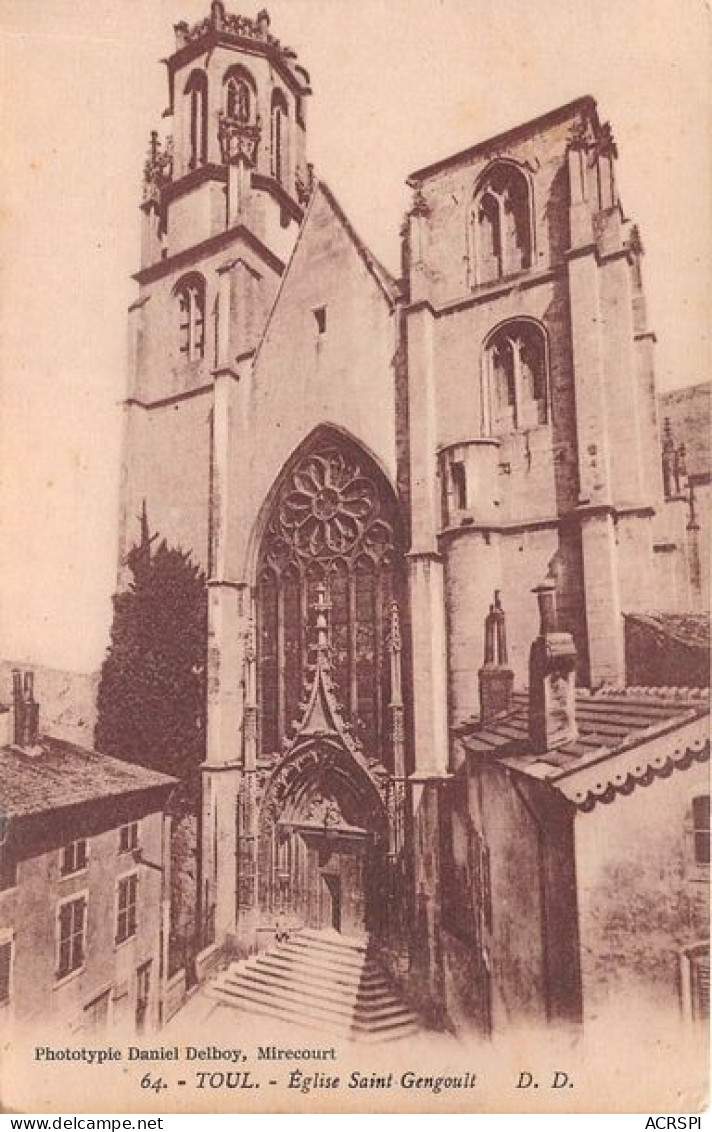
[12,668,41,752]
[528,579,578,752]
[478,590,514,723]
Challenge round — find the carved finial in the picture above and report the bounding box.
[389,600,402,654]
[244,617,256,665]
[628,224,644,257]
[595,121,618,160]
[568,116,591,151]
[409,186,431,218]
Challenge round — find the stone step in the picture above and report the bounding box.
[276,939,371,974]
[219,967,415,1023]
[209,980,420,1040]
[297,928,369,955]
[208,930,422,1043]
[252,949,389,988]
[244,955,392,999]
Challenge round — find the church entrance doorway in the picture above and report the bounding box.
[323,872,341,932]
[284,823,375,940]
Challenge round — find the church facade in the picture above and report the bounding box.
[120,3,708,1032]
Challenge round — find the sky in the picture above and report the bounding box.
[0,0,709,675]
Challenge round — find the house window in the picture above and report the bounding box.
[0,937,12,1005]
[116,874,138,945]
[0,846,17,892]
[271,90,289,185]
[680,943,710,1022]
[176,276,206,361]
[484,320,548,434]
[60,839,87,877]
[119,822,139,854]
[472,162,532,285]
[185,70,208,171]
[692,795,710,865]
[57,896,86,980]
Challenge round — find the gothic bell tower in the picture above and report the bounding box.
[120,2,313,575]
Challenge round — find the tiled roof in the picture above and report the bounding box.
[624,611,710,650]
[0,735,177,820]
[456,688,710,812]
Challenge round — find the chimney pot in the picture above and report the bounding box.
[528,580,577,752]
[11,669,40,751]
[479,591,514,723]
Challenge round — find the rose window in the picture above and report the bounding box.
[278,450,378,558]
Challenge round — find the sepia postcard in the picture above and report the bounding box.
[0,0,709,1117]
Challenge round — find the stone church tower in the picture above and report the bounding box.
[120,4,682,1027]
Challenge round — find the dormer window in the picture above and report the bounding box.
[185,70,208,171]
[484,320,548,435]
[472,163,533,285]
[176,275,206,361]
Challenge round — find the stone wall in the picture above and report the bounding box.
[575,760,709,1023]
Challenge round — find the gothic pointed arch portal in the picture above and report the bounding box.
[256,431,405,768]
[256,733,389,936]
[238,431,409,941]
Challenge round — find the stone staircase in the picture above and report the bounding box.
[208,928,421,1042]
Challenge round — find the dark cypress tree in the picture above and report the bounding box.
[95,505,207,805]
[95,507,208,964]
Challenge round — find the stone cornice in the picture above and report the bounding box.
[134,223,285,286]
[404,265,560,320]
[124,383,213,410]
[437,502,658,542]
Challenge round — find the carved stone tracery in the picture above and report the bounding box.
[257,438,402,758]
[263,446,395,567]
[218,113,262,166]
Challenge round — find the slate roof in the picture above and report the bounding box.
[456,687,710,812]
[0,733,177,820]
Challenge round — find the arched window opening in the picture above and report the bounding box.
[224,67,255,124]
[256,438,403,767]
[176,276,206,361]
[271,90,289,185]
[478,191,502,277]
[185,70,208,171]
[473,163,532,285]
[485,320,548,435]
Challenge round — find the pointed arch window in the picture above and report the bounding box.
[472,163,532,285]
[224,66,255,124]
[271,90,289,185]
[484,320,548,434]
[176,275,206,361]
[256,439,403,765]
[185,70,208,171]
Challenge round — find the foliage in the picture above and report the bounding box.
[95,509,207,813]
